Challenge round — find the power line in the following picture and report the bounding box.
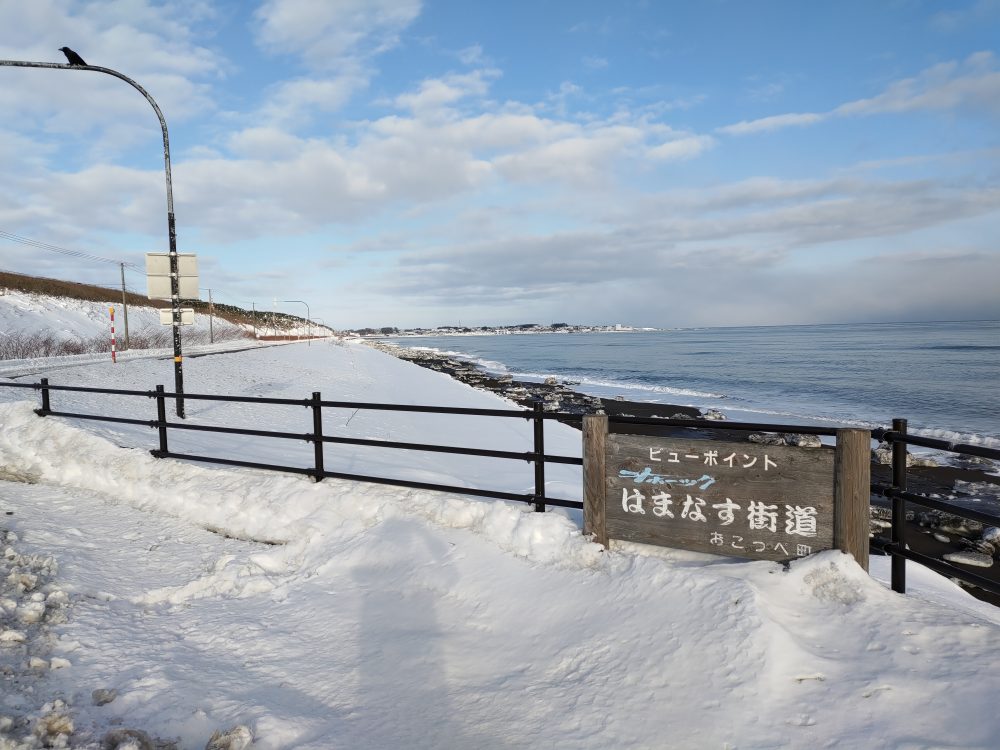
[0,228,143,271]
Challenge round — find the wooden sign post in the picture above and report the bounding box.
[583,415,869,570]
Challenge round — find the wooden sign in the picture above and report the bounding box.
[583,416,869,569]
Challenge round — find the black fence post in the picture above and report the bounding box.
[35,377,51,416]
[153,384,169,456]
[532,400,546,512]
[312,391,325,482]
[891,417,908,594]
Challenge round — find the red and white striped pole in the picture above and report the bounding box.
[110,306,117,364]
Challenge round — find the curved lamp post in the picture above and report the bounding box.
[281,300,311,345]
[0,57,187,417]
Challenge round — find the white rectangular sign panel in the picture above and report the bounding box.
[146,253,199,300]
[158,308,195,326]
[147,276,199,299]
[145,253,198,276]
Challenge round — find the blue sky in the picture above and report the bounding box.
[0,0,998,329]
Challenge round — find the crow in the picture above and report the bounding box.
[58,47,87,66]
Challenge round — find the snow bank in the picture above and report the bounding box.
[0,400,601,577]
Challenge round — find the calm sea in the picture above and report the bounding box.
[385,321,1000,448]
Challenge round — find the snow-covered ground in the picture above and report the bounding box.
[1,329,1000,747]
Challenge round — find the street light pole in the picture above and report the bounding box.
[0,57,186,417]
[281,300,311,345]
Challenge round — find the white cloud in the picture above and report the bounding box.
[393,70,499,113]
[717,112,826,136]
[348,172,1000,323]
[248,0,425,124]
[226,127,311,159]
[647,135,715,161]
[835,51,1000,117]
[494,126,645,185]
[259,73,367,125]
[720,52,1000,137]
[253,0,422,68]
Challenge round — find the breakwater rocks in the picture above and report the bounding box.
[369,342,637,416]
[369,342,707,424]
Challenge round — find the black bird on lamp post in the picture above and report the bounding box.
[58,47,87,66]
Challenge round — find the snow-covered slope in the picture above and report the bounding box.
[0,289,247,345]
[0,320,999,748]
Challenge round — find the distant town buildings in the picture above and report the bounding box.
[346,323,657,337]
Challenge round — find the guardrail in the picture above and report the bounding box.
[3,378,999,599]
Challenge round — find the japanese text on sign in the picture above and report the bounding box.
[603,435,835,562]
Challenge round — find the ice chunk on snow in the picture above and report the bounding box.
[205,725,253,750]
[943,551,993,568]
[0,629,26,643]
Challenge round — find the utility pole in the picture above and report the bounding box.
[205,288,214,344]
[251,302,258,339]
[119,262,130,350]
[0,56,186,417]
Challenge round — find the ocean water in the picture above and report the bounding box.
[385,321,1000,448]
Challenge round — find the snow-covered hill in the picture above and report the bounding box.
[0,304,999,748]
[0,288,249,348]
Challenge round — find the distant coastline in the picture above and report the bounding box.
[350,323,659,337]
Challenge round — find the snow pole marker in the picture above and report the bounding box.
[110,306,117,363]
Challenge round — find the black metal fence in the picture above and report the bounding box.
[2,378,999,599]
[6,378,584,512]
[871,419,1000,597]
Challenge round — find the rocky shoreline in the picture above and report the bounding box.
[369,341,1000,606]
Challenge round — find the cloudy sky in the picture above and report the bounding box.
[1,0,998,329]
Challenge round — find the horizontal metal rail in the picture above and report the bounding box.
[163,421,309,441]
[875,484,1000,528]
[39,410,156,429]
[151,450,316,477]
[161,391,310,406]
[318,433,582,465]
[876,429,1000,461]
[15,382,157,398]
[608,414,841,435]
[151,449,582,509]
[876,540,1000,597]
[319,398,535,419]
